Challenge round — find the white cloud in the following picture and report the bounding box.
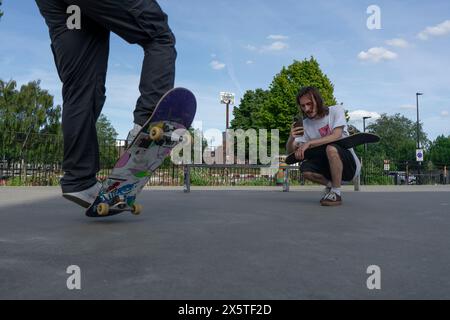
[386,38,409,48]
[246,60,254,65]
[267,34,289,41]
[418,20,450,40]
[262,41,289,52]
[400,104,416,110]
[348,110,381,121]
[357,47,398,62]
[210,60,226,70]
[441,111,449,117]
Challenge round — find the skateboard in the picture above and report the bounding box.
[285,132,380,165]
[86,87,196,217]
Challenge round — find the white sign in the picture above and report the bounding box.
[416,149,424,162]
[383,160,390,171]
[220,92,235,105]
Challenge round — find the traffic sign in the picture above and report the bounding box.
[416,149,424,162]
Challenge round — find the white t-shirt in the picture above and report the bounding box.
[294,105,361,179]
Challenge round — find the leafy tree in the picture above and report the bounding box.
[0,0,3,20]
[0,79,62,162]
[230,89,269,130]
[96,114,119,168]
[365,113,428,164]
[429,135,450,167]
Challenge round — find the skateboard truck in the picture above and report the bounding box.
[149,123,183,143]
[96,201,142,216]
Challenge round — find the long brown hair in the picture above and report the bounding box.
[296,86,329,119]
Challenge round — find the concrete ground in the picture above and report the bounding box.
[0,186,449,299]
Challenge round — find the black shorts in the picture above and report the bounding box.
[300,144,357,182]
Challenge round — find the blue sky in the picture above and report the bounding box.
[1,0,449,141]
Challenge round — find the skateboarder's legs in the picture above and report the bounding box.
[35,0,176,193]
[65,0,177,126]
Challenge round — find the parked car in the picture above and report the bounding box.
[389,171,416,185]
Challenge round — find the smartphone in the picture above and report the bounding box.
[293,115,304,136]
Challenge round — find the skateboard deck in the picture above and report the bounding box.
[86,87,196,217]
[285,132,380,165]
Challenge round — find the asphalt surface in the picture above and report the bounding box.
[1,187,450,299]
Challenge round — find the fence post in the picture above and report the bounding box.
[183,165,191,193]
[354,173,360,191]
[283,167,290,192]
[445,166,448,185]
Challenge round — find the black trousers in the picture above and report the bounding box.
[300,144,357,182]
[35,0,176,192]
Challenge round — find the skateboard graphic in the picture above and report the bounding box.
[86,87,197,217]
[285,132,380,165]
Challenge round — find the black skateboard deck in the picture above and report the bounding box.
[285,133,380,165]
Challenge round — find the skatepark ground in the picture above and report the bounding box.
[1,186,449,299]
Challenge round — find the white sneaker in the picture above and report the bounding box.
[62,182,102,208]
[323,186,332,197]
[126,123,143,145]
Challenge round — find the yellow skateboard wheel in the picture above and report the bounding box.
[97,203,110,216]
[150,126,164,141]
[132,204,142,215]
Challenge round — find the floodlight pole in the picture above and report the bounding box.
[226,100,230,130]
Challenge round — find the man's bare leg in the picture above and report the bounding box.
[326,145,343,188]
[303,172,330,186]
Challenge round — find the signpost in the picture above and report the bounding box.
[416,149,424,162]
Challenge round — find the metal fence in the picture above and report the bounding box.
[0,133,448,187]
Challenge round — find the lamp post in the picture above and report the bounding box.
[220,92,235,130]
[220,92,235,163]
[363,116,371,153]
[416,92,423,183]
[416,93,423,150]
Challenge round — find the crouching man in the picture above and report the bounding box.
[286,87,361,206]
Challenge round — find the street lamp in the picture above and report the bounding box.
[416,93,423,149]
[416,92,423,184]
[220,92,235,130]
[363,116,372,153]
[220,92,235,163]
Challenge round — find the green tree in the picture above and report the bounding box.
[365,113,428,164]
[0,0,3,20]
[0,79,62,162]
[230,89,269,130]
[429,135,450,167]
[96,114,119,168]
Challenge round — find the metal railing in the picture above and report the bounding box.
[0,132,448,187]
